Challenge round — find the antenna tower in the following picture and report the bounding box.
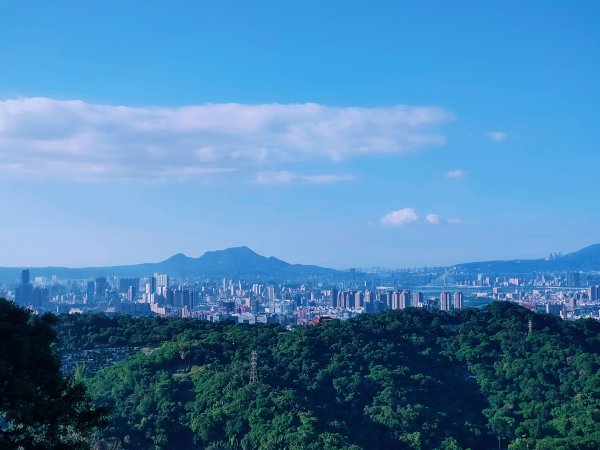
[249,350,258,384]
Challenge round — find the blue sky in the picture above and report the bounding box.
[0,0,598,268]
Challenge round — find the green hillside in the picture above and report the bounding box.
[52,303,600,450]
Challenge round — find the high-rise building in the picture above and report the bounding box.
[588,286,599,301]
[21,269,30,286]
[127,285,138,302]
[378,291,391,309]
[31,286,49,308]
[95,277,108,300]
[119,278,140,294]
[400,290,410,309]
[453,292,463,310]
[412,291,423,307]
[267,285,276,301]
[354,291,364,309]
[173,288,191,307]
[391,290,411,310]
[546,303,562,316]
[336,290,350,309]
[153,273,169,294]
[190,290,199,308]
[391,291,402,310]
[440,291,451,311]
[566,272,580,287]
[86,281,95,304]
[15,269,33,306]
[330,289,338,307]
[252,284,263,296]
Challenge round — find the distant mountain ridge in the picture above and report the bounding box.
[453,243,600,274]
[1,243,599,283]
[0,246,336,282]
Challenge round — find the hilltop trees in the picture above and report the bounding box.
[84,311,491,449]
[451,302,600,449]
[0,298,106,449]
[48,302,600,449]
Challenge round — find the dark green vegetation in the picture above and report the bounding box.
[53,303,600,450]
[0,299,106,449]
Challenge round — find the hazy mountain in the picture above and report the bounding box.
[2,243,600,283]
[0,246,336,282]
[453,243,600,274]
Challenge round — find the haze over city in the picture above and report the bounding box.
[1,1,598,269]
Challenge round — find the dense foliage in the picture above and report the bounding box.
[450,303,600,449]
[0,299,106,449]
[53,303,600,450]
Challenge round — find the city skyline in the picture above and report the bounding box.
[1,1,599,268]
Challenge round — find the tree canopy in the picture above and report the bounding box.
[0,298,106,449]
[52,302,600,449]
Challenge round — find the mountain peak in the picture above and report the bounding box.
[160,252,189,262]
[222,246,257,255]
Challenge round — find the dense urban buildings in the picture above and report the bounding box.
[6,263,600,325]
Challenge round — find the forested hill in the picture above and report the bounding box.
[54,303,600,450]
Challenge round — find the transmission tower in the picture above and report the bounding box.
[528,319,533,335]
[249,350,258,384]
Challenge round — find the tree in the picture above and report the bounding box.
[0,298,106,449]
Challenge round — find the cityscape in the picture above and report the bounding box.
[8,245,600,326]
[1,1,599,449]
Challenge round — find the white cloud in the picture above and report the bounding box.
[486,131,507,142]
[381,208,420,226]
[381,208,461,226]
[446,169,467,180]
[0,97,453,181]
[425,213,441,224]
[255,171,354,185]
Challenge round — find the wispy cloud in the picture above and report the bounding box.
[0,97,454,181]
[486,131,507,142]
[381,208,420,226]
[381,208,460,226]
[446,169,467,180]
[255,171,355,185]
[425,213,441,224]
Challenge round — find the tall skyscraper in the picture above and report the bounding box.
[453,292,463,310]
[21,269,30,286]
[15,269,33,306]
[440,291,451,311]
[546,303,562,316]
[153,273,169,294]
[86,281,95,304]
[95,277,108,300]
[566,272,580,287]
[267,285,276,301]
[391,291,402,310]
[31,287,49,308]
[330,288,338,307]
[127,285,138,302]
[354,291,364,309]
[119,277,140,294]
[400,290,411,309]
[412,291,423,307]
[378,291,391,309]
